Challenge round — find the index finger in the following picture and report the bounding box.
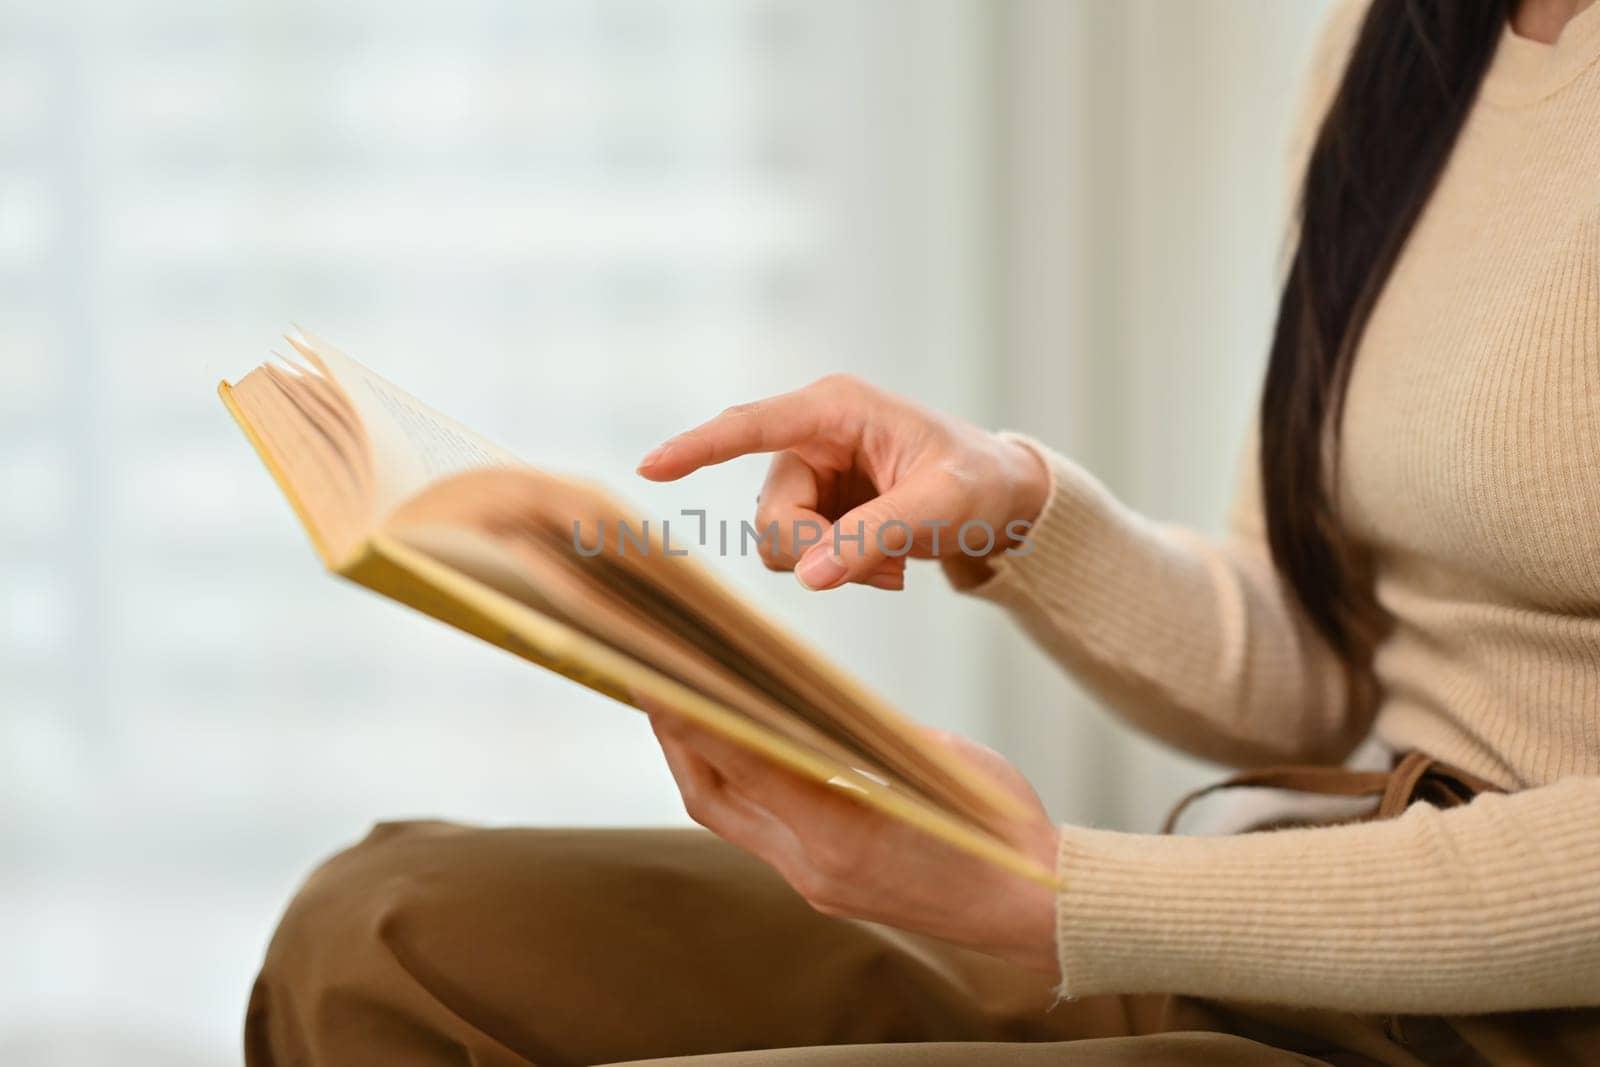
[636,390,825,481]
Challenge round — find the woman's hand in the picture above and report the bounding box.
[643,702,1061,977]
[637,376,1058,970]
[637,374,1049,591]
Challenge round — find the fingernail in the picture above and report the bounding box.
[796,551,847,590]
[636,443,671,472]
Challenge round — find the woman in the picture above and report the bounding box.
[246,1,1600,1063]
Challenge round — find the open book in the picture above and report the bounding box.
[220,328,1055,886]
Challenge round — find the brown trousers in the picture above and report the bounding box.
[245,762,1600,1066]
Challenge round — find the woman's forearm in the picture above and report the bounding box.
[957,436,1372,767]
[1051,776,1600,1013]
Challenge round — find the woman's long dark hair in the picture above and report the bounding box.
[1261,0,1510,657]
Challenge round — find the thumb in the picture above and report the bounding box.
[794,478,935,591]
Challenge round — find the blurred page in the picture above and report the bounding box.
[289,327,520,515]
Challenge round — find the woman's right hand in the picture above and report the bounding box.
[636,374,1049,591]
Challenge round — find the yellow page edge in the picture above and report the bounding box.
[219,379,338,569]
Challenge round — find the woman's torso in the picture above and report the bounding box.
[1339,8,1600,786]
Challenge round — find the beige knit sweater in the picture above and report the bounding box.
[969,0,1600,1014]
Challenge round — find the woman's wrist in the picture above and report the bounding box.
[999,434,1050,534]
[942,435,1049,588]
[992,823,1062,976]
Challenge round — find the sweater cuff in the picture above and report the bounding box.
[1050,780,1600,1013]
[1051,819,1383,1004]
[1052,822,1276,1001]
[950,434,1135,605]
[1050,818,1421,1003]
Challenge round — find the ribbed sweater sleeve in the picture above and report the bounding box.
[957,436,1369,765]
[1054,777,1600,1013]
[966,441,1600,1012]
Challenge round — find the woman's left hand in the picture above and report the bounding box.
[643,703,1061,977]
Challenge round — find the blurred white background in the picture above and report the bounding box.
[1,0,1328,1062]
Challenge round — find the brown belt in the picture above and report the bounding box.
[1162,749,1505,835]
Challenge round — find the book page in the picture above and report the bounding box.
[287,327,521,516]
